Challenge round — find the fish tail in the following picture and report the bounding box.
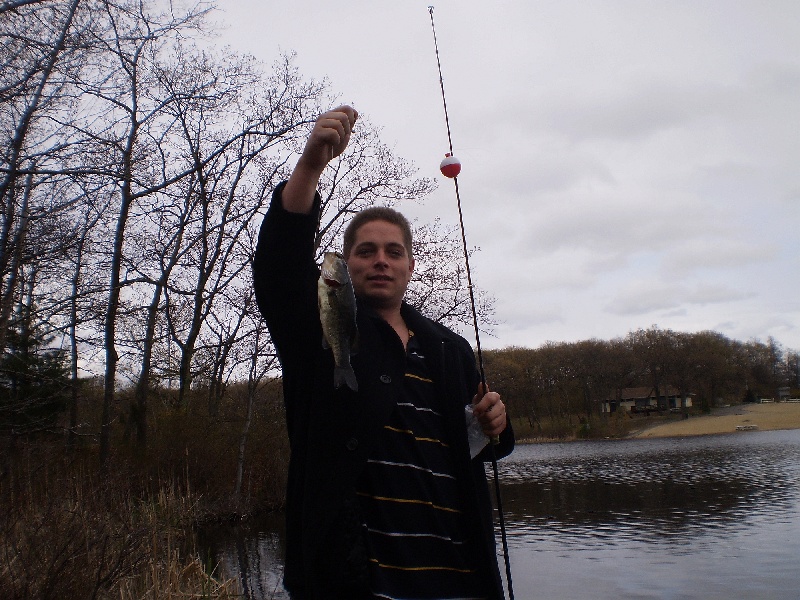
[334,367,358,392]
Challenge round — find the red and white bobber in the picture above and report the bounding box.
[439,153,461,178]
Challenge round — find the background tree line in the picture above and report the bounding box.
[485,327,799,439]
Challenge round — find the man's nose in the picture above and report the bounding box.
[374,251,389,266]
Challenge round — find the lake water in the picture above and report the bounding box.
[197,429,800,599]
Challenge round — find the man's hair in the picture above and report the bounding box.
[342,206,414,259]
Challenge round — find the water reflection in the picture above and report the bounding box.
[198,429,800,599]
[498,432,798,547]
[196,513,290,599]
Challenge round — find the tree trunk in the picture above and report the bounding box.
[66,218,89,453]
[133,281,165,449]
[100,171,134,465]
[234,383,254,503]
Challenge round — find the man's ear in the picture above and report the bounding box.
[409,257,415,276]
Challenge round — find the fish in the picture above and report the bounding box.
[318,251,359,391]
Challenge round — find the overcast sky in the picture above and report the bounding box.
[216,0,800,351]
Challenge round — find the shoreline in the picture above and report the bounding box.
[515,402,800,444]
[629,401,800,439]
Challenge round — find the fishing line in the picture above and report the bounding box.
[427,6,515,599]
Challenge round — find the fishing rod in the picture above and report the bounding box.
[427,7,515,600]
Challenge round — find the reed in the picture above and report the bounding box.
[116,554,241,599]
[0,443,241,599]
[0,381,289,598]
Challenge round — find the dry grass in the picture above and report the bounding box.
[115,553,241,599]
[0,382,289,599]
[0,451,242,599]
[633,401,800,438]
[112,504,242,600]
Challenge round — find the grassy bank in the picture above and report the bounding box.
[0,382,289,599]
[511,408,687,442]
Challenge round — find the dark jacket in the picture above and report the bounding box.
[253,182,514,599]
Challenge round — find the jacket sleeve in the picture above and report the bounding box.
[253,181,320,352]
[253,184,322,446]
[476,421,514,462]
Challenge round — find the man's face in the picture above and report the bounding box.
[345,219,414,311]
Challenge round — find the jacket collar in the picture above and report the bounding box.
[355,300,454,340]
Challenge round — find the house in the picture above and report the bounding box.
[602,386,693,414]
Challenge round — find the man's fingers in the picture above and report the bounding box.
[331,105,358,128]
[473,388,506,437]
[316,117,346,141]
[474,390,499,413]
[472,382,489,406]
[322,107,357,136]
[315,108,357,160]
[481,409,506,437]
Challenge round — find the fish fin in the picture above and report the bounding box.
[321,335,330,350]
[334,367,359,392]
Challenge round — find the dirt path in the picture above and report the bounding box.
[631,402,800,438]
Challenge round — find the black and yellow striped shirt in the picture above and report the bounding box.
[355,332,488,600]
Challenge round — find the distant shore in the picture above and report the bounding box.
[629,402,800,439]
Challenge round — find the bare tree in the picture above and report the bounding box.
[62,0,214,465]
[0,0,51,15]
[627,326,679,411]
[228,288,278,502]
[157,53,321,410]
[0,0,82,355]
[64,194,108,451]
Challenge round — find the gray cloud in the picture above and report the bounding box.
[220,0,800,350]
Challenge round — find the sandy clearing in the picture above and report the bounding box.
[631,402,800,438]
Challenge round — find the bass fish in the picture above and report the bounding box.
[318,252,358,391]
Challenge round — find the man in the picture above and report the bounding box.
[253,106,513,599]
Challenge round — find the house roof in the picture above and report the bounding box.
[620,387,655,400]
[619,386,685,400]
